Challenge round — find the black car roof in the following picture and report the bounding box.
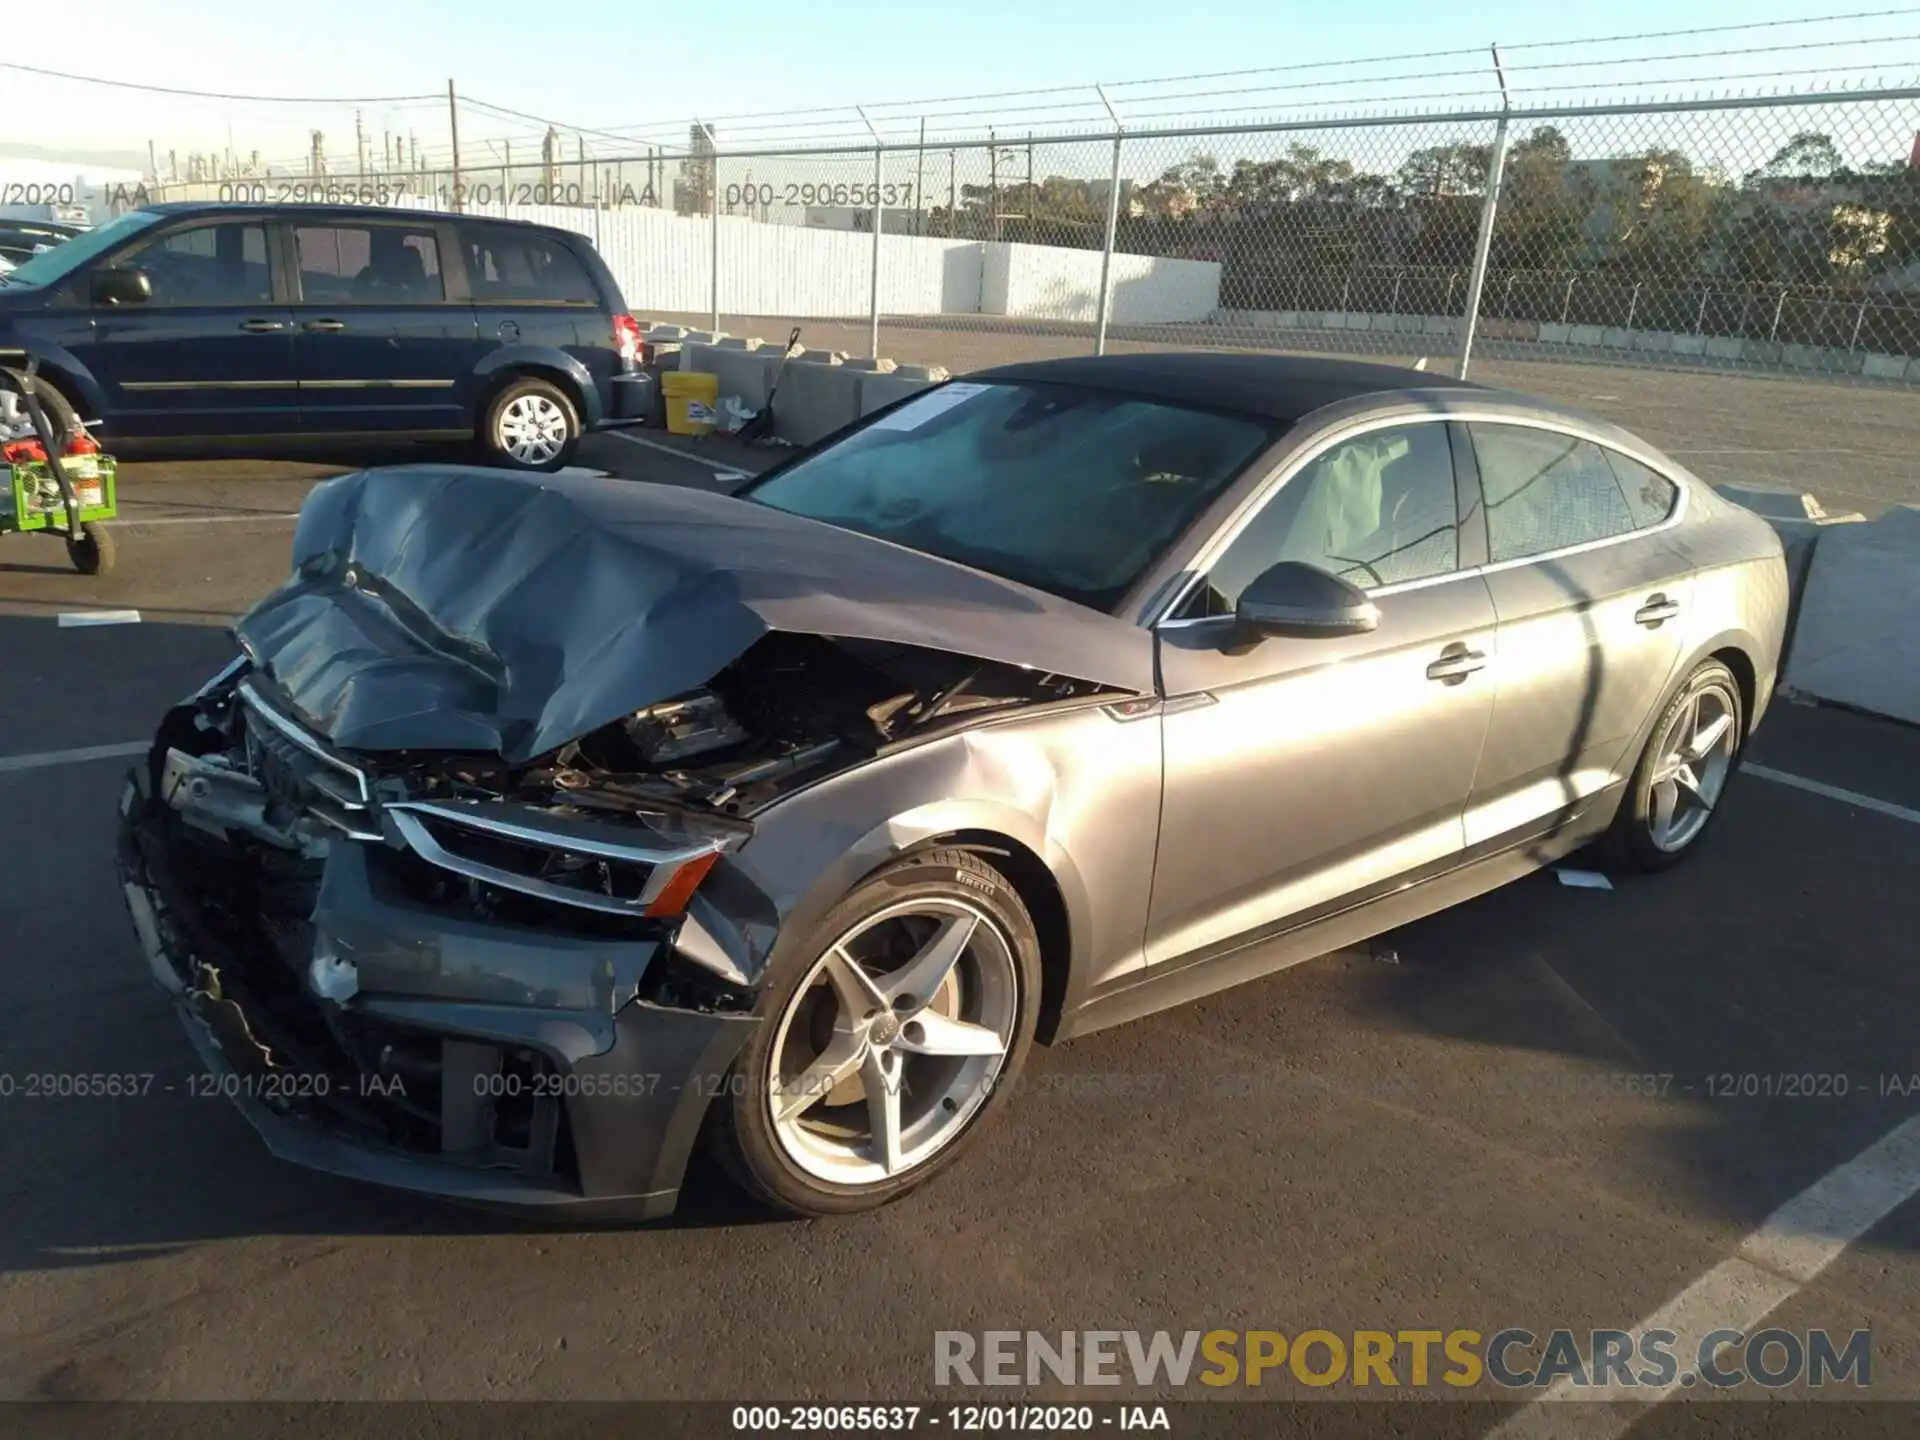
[968,352,1483,424]
[138,200,561,234]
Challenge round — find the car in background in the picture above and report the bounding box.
[120,353,1788,1220]
[0,202,647,469]
[0,219,85,269]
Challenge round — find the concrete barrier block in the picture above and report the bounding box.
[1784,505,1920,724]
[643,324,688,343]
[1704,337,1744,360]
[1600,327,1632,349]
[1632,330,1678,354]
[1742,340,1784,365]
[773,352,857,447]
[1861,353,1907,379]
[1781,343,1824,371]
[1421,315,1457,337]
[858,363,950,417]
[1563,324,1600,346]
[715,336,764,352]
[1538,323,1572,345]
[1671,334,1707,356]
[709,347,784,414]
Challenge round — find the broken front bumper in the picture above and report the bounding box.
[118,759,757,1221]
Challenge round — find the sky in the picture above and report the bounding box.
[6,0,1915,175]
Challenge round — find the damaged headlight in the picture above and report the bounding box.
[384,800,741,921]
[624,690,747,765]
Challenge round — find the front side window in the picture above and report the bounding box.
[1177,422,1461,618]
[294,224,444,304]
[120,222,271,306]
[4,210,162,288]
[1469,423,1636,564]
[744,381,1277,609]
[459,226,596,303]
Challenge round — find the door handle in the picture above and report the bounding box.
[1635,595,1682,627]
[239,318,285,332]
[303,318,347,333]
[1426,647,1488,682]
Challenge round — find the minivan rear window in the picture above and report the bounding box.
[459,226,597,304]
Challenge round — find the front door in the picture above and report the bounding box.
[1147,419,1498,967]
[1457,422,1691,848]
[72,218,296,438]
[285,219,475,433]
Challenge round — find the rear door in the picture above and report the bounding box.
[1461,420,1691,848]
[455,222,610,403]
[70,217,295,437]
[284,217,476,434]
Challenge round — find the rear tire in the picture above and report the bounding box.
[709,848,1042,1217]
[481,376,580,472]
[1597,658,1744,874]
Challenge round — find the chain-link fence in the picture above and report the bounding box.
[124,85,1920,506]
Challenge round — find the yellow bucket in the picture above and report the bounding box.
[663,370,720,436]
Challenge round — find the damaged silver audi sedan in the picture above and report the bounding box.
[119,353,1788,1218]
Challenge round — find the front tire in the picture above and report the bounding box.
[710,848,1042,1217]
[67,522,114,576]
[481,376,580,471]
[1600,659,1745,873]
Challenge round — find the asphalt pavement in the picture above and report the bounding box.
[0,442,1916,1432]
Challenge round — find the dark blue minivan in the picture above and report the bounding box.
[0,203,649,470]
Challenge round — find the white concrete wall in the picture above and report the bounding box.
[457,199,1219,322]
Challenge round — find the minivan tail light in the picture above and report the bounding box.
[612,312,642,367]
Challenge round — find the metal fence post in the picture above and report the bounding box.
[859,108,884,358]
[1851,298,1868,351]
[1093,87,1126,357]
[1454,113,1509,379]
[1561,275,1576,324]
[1625,281,1642,332]
[1695,289,1710,335]
[1769,288,1787,343]
[709,142,721,333]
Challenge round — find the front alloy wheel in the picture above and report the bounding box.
[711,849,1040,1215]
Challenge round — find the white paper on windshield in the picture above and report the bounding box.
[866,382,992,432]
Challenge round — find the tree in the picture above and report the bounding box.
[1765,132,1844,180]
[1398,141,1492,198]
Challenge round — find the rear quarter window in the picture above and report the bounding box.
[459,226,598,304]
[1603,450,1680,528]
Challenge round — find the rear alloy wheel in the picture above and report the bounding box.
[711,849,1040,1216]
[483,377,579,471]
[1601,659,1744,873]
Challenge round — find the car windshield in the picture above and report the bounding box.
[2,211,161,287]
[743,380,1277,609]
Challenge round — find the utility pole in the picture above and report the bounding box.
[355,109,367,178]
[578,135,588,205]
[948,150,956,237]
[147,139,157,183]
[1026,133,1034,236]
[542,126,558,196]
[503,138,513,198]
[447,80,463,210]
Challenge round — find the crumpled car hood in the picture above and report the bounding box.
[235,465,1152,763]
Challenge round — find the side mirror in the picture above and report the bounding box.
[1234,560,1380,640]
[90,267,152,307]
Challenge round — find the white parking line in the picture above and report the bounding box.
[605,428,748,482]
[1743,762,1920,828]
[113,513,300,526]
[0,740,148,774]
[57,610,141,627]
[1488,1113,1920,1439]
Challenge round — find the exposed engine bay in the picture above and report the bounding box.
[396,632,1117,818]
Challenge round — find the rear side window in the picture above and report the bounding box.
[293,224,444,304]
[459,226,597,304]
[1603,450,1680,528]
[123,222,271,306]
[1468,423,1636,564]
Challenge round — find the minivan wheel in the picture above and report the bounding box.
[710,848,1041,1217]
[1600,659,1745,873]
[482,377,579,471]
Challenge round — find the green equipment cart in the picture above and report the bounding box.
[0,350,115,574]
